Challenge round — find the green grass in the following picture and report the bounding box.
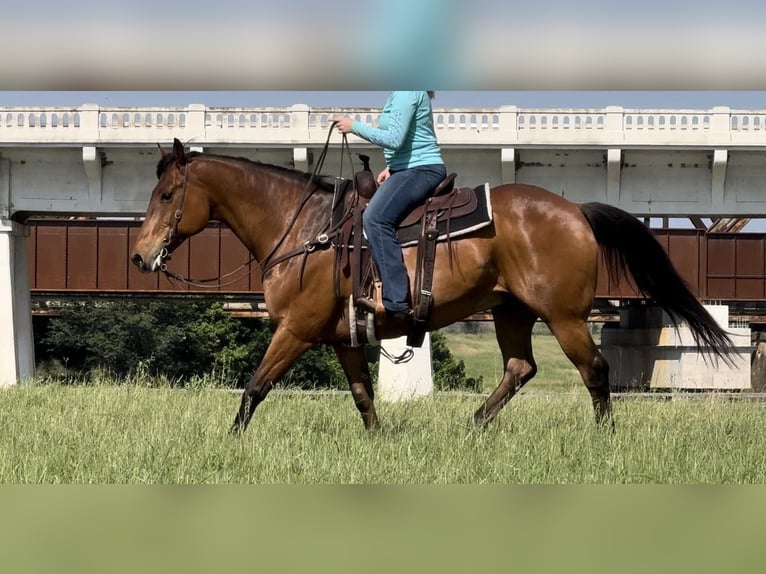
[442,326,592,393]
[1,384,765,483]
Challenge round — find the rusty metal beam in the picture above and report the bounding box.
[23,219,766,314]
[689,216,707,230]
[707,217,752,233]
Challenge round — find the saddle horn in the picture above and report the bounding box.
[357,154,372,172]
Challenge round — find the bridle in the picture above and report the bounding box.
[159,161,191,269]
[155,159,261,290]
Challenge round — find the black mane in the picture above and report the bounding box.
[155,151,336,193]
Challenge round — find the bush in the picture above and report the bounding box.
[39,299,267,386]
[36,299,481,392]
[430,331,483,393]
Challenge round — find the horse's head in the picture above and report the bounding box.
[131,138,211,273]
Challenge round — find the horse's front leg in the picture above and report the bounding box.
[333,344,379,430]
[231,326,312,434]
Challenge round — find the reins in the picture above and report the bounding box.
[158,123,346,289]
[258,129,356,279]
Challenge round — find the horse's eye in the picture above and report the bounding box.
[160,190,173,202]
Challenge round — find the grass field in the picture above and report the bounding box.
[3,327,762,484]
[2,383,765,484]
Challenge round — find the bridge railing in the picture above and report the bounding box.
[2,104,766,148]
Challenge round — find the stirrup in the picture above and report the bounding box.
[355,297,379,314]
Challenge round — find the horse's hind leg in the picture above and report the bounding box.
[231,326,312,434]
[333,344,379,430]
[474,302,538,428]
[547,318,613,428]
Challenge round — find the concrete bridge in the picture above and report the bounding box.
[3,104,766,219]
[3,102,766,388]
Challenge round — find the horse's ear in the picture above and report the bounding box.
[173,138,187,166]
[157,142,169,158]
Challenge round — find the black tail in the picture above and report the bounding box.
[580,202,736,365]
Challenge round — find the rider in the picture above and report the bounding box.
[334,91,446,322]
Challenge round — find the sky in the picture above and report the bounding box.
[0,92,764,110]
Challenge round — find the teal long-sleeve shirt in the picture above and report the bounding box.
[350,91,444,172]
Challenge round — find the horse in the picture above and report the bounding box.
[130,138,735,434]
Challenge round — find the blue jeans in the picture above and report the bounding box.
[363,163,447,312]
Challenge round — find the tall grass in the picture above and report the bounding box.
[1,384,764,483]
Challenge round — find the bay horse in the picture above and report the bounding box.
[131,138,734,433]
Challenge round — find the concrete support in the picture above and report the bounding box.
[82,146,102,202]
[293,147,310,172]
[500,148,516,184]
[378,334,433,402]
[0,156,9,220]
[601,304,751,390]
[751,332,766,392]
[0,220,34,387]
[712,149,728,210]
[606,148,622,205]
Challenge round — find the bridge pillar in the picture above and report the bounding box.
[83,146,102,202]
[600,304,751,391]
[378,334,434,402]
[606,148,622,205]
[0,220,34,386]
[501,148,516,184]
[712,149,728,210]
[293,148,310,172]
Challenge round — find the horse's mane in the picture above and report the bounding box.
[155,151,337,193]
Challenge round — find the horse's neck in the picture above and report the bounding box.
[204,163,328,262]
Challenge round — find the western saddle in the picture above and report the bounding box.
[334,159,475,348]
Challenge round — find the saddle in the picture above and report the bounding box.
[332,166,492,349]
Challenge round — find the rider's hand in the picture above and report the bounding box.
[377,168,390,184]
[333,117,355,134]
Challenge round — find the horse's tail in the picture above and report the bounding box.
[579,201,736,365]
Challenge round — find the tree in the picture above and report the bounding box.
[37,299,482,392]
[39,299,266,385]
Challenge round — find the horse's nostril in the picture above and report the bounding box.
[131,253,144,269]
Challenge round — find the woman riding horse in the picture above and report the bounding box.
[131,138,735,434]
